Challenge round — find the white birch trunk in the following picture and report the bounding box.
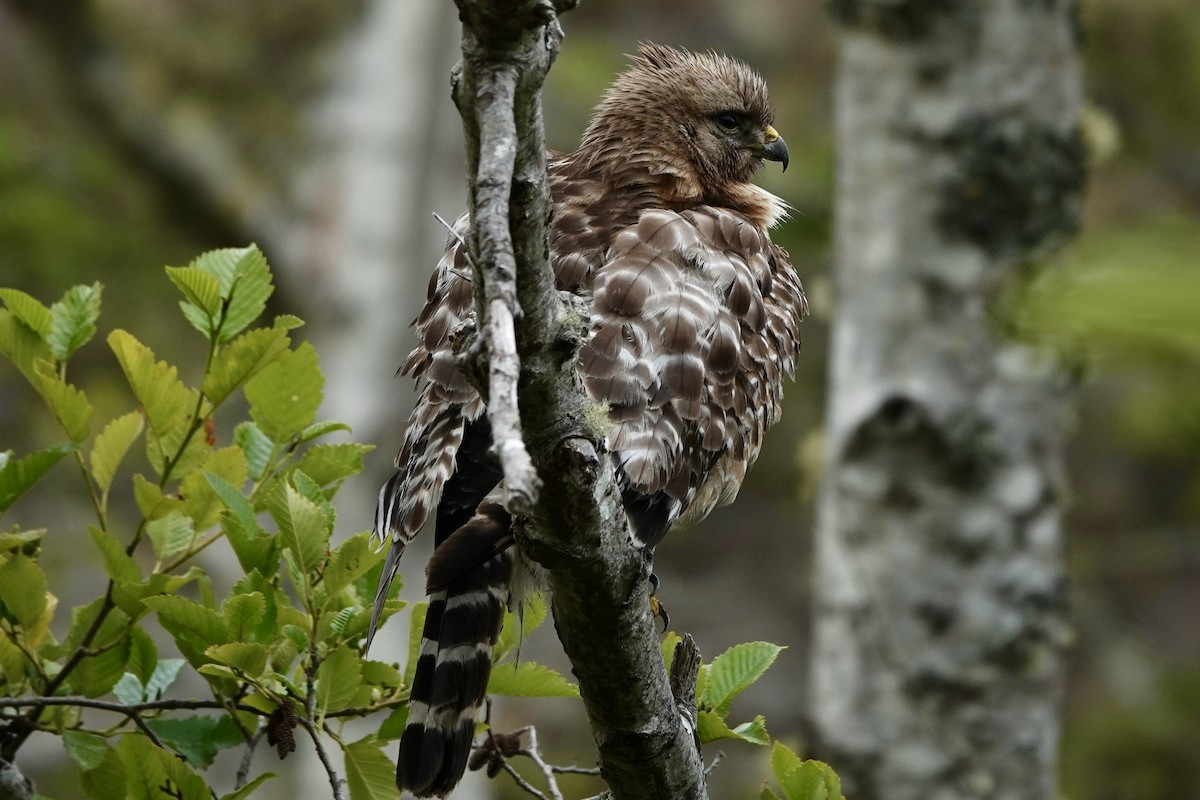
[282,0,465,452]
[811,2,1084,798]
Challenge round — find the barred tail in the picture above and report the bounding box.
[398,506,513,797]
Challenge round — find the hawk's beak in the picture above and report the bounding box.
[758,125,789,172]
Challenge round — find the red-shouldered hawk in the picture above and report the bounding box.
[368,43,806,797]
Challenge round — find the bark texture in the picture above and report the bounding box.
[811,2,1084,799]
[451,2,709,797]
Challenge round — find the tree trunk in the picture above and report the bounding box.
[810,2,1084,799]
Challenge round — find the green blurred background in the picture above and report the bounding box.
[1,1,1198,798]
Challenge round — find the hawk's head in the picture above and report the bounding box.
[579,43,789,219]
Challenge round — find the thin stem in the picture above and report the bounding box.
[296,718,345,800]
[235,726,266,790]
[73,451,107,530]
[550,764,603,776]
[500,760,549,800]
[160,531,224,573]
[513,727,564,800]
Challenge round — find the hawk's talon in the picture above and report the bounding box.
[648,572,670,631]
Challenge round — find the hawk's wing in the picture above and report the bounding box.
[368,215,484,647]
[578,205,806,546]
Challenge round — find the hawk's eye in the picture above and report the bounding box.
[715,113,740,132]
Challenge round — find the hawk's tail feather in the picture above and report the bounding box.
[397,517,514,797]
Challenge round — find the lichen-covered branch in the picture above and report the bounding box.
[448,2,709,797]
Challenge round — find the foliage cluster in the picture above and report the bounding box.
[0,247,837,799]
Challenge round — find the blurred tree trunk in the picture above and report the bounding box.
[810,2,1084,799]
[282,0,465,456]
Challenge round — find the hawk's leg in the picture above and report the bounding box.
[648,570,670,631]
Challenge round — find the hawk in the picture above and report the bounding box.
[369,43,806,797]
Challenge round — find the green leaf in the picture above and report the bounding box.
[205,471,277,573]
[233,421,274,481]
[70,621,132,697]
[203,326,291,406]
[179,446,248,529]
[775,755,844,800]
[361,659,403,690]
[127,626,158,685]
[376,705,409,741]
[143,658,186,699]
[88,525,141,584]
[731,716,771,746]
[700,641,785,717]
[207,642,270,677]
[328,606,357,637]
[116,738,213,800]
[298,420,353,443]
[697,710,770,746]
[0,443,76,512]
[771,740,805,784]
[117,734,168,800]
[220,772,277,800]
[30,360,93,442]
[107,329,192,448]
[496,592,548,663]
[245,341,323,441]
[661,630,682,672]
[132,473,182,521]
[0,288,53,337]
[112,673,145,705]
[290,443,373,489]
[270,484,331,578]
[405,602,427,687]
[146,510,196,561]
[322,532,376,600]
[487,661,579,698]
[0,553,47,628]
[189,245,273,343]
[231,571,279,637]
[63,729,109,771]
[47,282,101,361]
[77,740,126,800]
[0,310,51,382]
[316,646,365,715]
[281,623,310,654]
[166,266,222,336]
[291,469,337,523]
[143,595,227,646]
[343,738,400,800]
[0,634,29,689]
[145,714,244,768]
[273,313,304,330]
[59,597,104,654]
[222,592,266,641]
[90,411,144,494]
[0,528,45,554]
[762,787,784,800]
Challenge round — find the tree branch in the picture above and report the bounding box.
[449,2,709,798]
[0,696,256,715]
